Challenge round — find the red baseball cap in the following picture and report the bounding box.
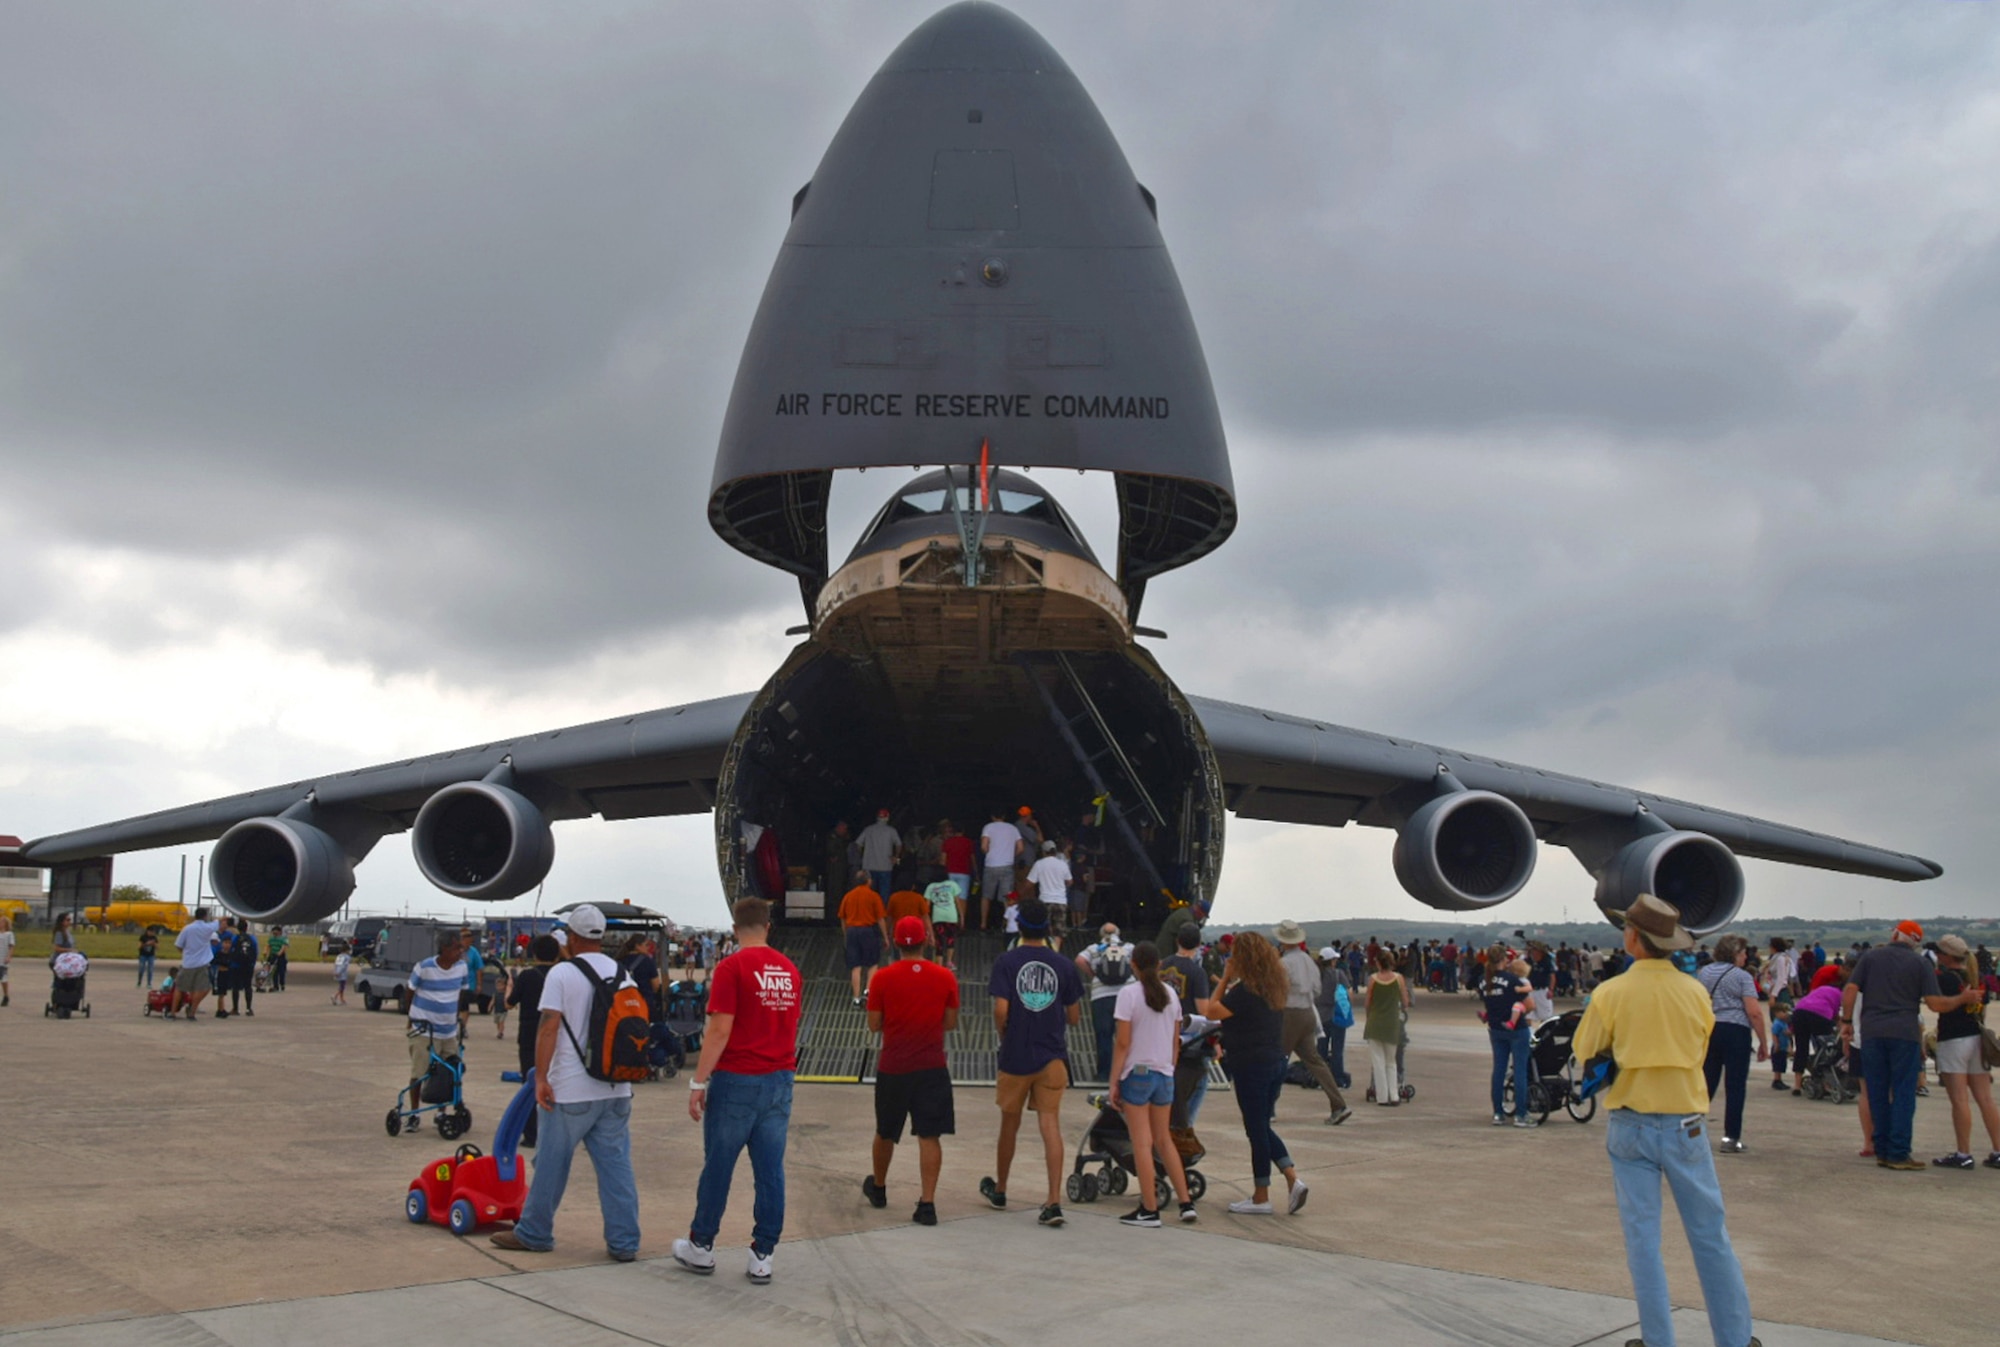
[893,916,928,947]
[1894,919,1924,942]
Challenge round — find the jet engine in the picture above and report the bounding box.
[1594,830,1744,937]
[1392,789,1538,911]
[411,779,554,902]
[211,816,356,924]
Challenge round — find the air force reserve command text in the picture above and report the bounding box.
[776,392,1171,419]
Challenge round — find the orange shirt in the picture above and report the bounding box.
[887,889,929,924]
[839,885,886,929]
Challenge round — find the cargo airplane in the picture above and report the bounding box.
[9,3,1940,935]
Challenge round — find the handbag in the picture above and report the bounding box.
[1980,1026,2000,1071]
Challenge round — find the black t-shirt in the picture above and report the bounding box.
[1481,973,1528,1030]
[509,965,551,1045]
[1937,969,1980,1041]
[138,933,158,956]
[1219,983,1284,1070]
[1163,953,1211,1005]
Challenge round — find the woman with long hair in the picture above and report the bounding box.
[1198,931,1307,1216]
[1480,944,1534,1126]
[1929,935,2000,1169]
[1109,942,1196,1226]
[1363,948,1410,1105]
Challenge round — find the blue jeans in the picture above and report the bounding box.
[1320,1019,1351,1088]
[1490,1024,1531,1118]
[1702,1022,1752,1141]
[1091,996,1117,1082]
[512,1095,640,1256]
[1860,1036,1922,1161]
[868,870,893,899]
[1227,1058,1291,1188]
[136,954,155,987]
[690,1070,793,1255]
[1606,1110,1754,1347]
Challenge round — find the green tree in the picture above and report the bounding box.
[109,884,158,905]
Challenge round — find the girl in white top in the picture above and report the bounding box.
[1110,941,1196,1225]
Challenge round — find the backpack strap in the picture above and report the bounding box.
[557,955,614,1067]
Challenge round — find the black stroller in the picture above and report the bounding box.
[1066,1092,1209,1206]
[46,951,91,1019]
[1510,1009,1596,1124]
[1798,1030,1859,1102]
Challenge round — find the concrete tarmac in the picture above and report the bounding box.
[3,960,1989,1346]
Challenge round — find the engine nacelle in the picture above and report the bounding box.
[1594,830,1744,937]
[211,817,356,925]
[412,781,554,902]
[1392,790,1538,911]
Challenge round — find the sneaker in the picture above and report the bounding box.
[1178,1202,1199,1224]
[1287,1180,1309,1215]
[1985,1153,2000,1170]
[861,1175,888,1209]
[1932,1152,1975,1170]
[1226,1199,1274,1215]
[672,1237,716,1274]
[1037,1203,1065,1227]
[1770,1078,1788,1090]
[746,1247,773,1284]
[1118,1206,1162,1228]
[1880,1156,1926,1171]
[1720,1138,1746,1155]
[1326,1107,1353,1126]
[609,1248,637,1263]
[1492,1113,1507,1126]
[978,1177,1006,1209]
[1792,1086,1802,1096]
[913,1201,937,1226]
[1513,1116,1536,1128]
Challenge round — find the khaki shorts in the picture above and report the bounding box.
[995,1058,1068,1115]
[409,1032,461,1077]
[177,964,211,995]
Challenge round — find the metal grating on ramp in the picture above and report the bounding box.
[772,927,1108,1086]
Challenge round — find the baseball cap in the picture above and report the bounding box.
[893,915,927,947]
[1894,919,1924,942]
[565,904,607,939]
[1041,840,1056,853]
[1319,946,1337,961]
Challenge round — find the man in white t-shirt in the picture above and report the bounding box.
[1025,841,1073,933]
[171,908,220,1019]
[978,811,1023,933]
[492,904,640,1262]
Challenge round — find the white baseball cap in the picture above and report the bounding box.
[565,905,607,939]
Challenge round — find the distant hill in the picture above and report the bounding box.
[1206,915,2000,950]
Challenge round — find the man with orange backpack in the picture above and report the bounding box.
[491,903,643,1262]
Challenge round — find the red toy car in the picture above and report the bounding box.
[405,1074,534,1236]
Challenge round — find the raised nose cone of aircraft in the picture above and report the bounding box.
[711,1,1233,618]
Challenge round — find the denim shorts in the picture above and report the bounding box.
[1120,1068,1175,1107]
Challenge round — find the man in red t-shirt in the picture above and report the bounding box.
[673,897,803,1286]
[861,916,961,1225]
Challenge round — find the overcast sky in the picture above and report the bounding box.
[3,1,1995,932]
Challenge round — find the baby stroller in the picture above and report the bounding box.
[1798,1030,1859,1103]
[388,1029,473,1140]
[1511,1009,1596,1124]
[46,951,91,1019]
[662,979,708,1058]
[144,969,179,1016]
[253,958,274,993]
[1066,1091,1209,1207]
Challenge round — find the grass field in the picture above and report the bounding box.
[9,930,334,962]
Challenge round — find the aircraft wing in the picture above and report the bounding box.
[20,692,753,866]
[1190,694,1941,885]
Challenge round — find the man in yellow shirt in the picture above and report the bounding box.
[1575,894,1758,1347]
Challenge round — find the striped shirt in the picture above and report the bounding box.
[407,956,469,1038]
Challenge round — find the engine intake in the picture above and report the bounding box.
[211,817,356,924]
[1594,830,1744,937]
[1392,790,1538,911]
[412,780,554,902]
